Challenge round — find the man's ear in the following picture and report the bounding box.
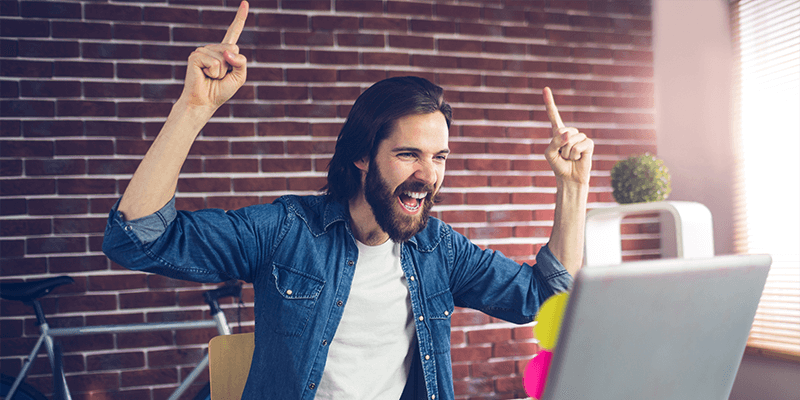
[354,156,369,173]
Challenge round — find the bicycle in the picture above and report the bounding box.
[0,276,244,400]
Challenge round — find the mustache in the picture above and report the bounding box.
[395,180,444,204]
[395,180,435,195]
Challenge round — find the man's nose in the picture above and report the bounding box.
[413,160,437,186]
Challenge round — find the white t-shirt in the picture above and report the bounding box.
[315,239,415,399]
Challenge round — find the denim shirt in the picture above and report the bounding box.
[103,195,572,400]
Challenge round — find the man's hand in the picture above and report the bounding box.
[543,87,594,185]
[180,1,249,110]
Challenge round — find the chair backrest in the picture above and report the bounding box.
[208,332,255,400]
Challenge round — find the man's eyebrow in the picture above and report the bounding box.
[391,146,450,154]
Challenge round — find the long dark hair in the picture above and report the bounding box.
[323,76,452,202]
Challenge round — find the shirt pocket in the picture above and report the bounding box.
[425,290,454,354]
[266,264,325,337]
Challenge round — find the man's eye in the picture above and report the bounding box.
[435,155,448,161]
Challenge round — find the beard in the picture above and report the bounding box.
[363,163,437,243]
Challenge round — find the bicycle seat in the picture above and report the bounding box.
[0,276,74,302]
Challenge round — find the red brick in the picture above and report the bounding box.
[0,159,21,176]
[283,0,330,11]
[451,308,491,327]
[495,375,526,394]
[178,177,231,192]
[288,176,327,191]
[57,294,116,313]
[87,352,145,372]
[0,178,55,195]
[1,99,55,117]
[472,359,515,378]
[148,348,206,367]
[285,104,337,118]
[1,60,52,78]
[389,34,434,50]
[1,18,49,37]
[451,344,492,362]
[387,1,432,16]
[58,178,116,195]
[467,328,512,344]
[312,15,358,31]
[121,367,179,388]
[453,378,494,396]
[362,17,408,31]
[285,31,334,46]
[493,341,539,358]
[52,215,105,233]
[120,291,177,309]
[144,6,199,23]
[231,103,285,118]
[452,363,470,380]
[115,24,170,41]
[205,158,258,173]
[233,177,286,192]
[56,100,115,117]
[20,1,81,19]
[410,19,454,34]
[85,82,142,98]
[0,218,50,236]
[436,4,482,19]
[337,33,385,48]
[257,12,307,28]
[206,196,260,210]
[87,275,147,292]
[231,141,283,155]
[441,210,486,224]
[261,158,312,172]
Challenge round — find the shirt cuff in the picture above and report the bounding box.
[535,243,574,292]
[111,197,177,244]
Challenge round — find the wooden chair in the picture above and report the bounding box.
[208,332,255,400]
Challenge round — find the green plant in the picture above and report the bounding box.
[610,153,671,204]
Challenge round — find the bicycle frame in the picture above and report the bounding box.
[7,305,233,400]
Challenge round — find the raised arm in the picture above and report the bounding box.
[118,1,250,220]
[542,87,594,276]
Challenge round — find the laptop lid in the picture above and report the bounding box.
[541,254,772,400]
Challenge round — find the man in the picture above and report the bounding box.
[102,2,594,399]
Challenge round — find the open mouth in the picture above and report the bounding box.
[398,191,427,213]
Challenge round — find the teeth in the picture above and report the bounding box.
[404,191,427,199]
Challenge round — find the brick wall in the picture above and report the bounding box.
[1,0,656,399]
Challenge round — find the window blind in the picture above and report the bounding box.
[731,0,800,359]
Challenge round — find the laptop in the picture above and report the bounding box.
[541,254,772,400]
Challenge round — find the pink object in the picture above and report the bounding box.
[523,350,553,399]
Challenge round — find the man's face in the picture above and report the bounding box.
[362,112,450,242]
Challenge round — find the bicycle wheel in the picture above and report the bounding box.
[191,382,210,400]
[0,374,47,400]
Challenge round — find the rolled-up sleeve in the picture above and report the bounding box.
[102,197,284,284]
[533,243,573,294]
[111,197,178,244]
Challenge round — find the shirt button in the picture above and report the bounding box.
[347,260,354,266]
[337,300,343,307]
[432,395,435,399]
[425,354,430,360]
[124,225,132,231]
[286,289,293,296]
[409,276,415,281]
[418,316,424,321]
[322,340,328,346]
[444,310,449,316]
[309,383,316,389]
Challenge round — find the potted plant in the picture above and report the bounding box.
[610,153,671,204]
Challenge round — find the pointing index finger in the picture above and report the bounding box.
[221,1,249,45]
[543,87,565,132]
